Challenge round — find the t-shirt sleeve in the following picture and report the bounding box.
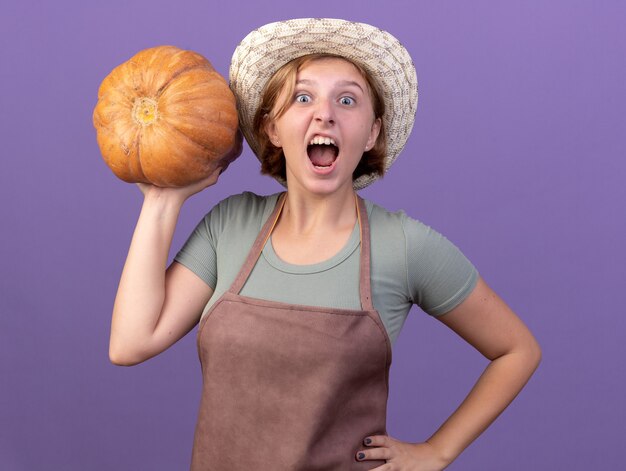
[173,201,227,290]
[173,192,272,290]
[403,215,478,316]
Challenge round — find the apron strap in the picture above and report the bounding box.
[229,192,375,312]
[229,192,287,295]
[356,196,374,311]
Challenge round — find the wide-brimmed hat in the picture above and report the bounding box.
[229,18,418,189]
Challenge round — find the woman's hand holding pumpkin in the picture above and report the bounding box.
[357,435,449,471]
[137,166,223,205]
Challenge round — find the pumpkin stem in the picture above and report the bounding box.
[132,97,158,126]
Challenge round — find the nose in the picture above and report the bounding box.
[314,99,335,125]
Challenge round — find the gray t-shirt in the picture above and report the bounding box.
[175,192,478,346]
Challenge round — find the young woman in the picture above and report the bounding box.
[110,19,541,470]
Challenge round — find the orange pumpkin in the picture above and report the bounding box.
[93,46,242,187]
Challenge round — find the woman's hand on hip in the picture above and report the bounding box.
[356,435,449,470]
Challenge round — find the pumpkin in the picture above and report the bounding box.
[93,46,242,187]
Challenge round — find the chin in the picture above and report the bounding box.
[290,175,354,197]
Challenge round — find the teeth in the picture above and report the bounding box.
[309,136,336,146]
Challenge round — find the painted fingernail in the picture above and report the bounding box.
[357,452,365,460]
[364,438,372,445]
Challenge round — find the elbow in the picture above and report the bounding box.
[497,334,542,376]
[521,334,542,374]
[529,337,542,371]
[109,353,139,367]
[109,350,139,367]
[108,325,156,366]
[108,342,148,367]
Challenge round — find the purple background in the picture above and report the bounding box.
[1,1,624,469]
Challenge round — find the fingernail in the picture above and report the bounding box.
[357,452,365,460]
[364,437,372,445]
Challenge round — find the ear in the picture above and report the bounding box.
[264,115,281,147]
[365,118,382,151]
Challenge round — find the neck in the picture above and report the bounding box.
[279,187,358,236]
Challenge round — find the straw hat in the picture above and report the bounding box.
[229,18,418,189]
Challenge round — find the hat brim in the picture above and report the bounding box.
[229,18,418,190]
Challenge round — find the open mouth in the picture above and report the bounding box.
[307,136,339,169]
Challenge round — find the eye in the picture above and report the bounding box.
[295,94,311,103]
[340,96,355,106]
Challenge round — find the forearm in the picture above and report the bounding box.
[109,192,185,362]
[427,345,541,465]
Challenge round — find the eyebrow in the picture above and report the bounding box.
[296,79,364,93]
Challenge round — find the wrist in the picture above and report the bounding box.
[142,187,187,210]
[424,438,456,469]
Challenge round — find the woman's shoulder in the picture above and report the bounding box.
[204,191,282,226]
[364,198,478,314]
[215,191,281,214]
[365,199,465,260]
[365,199,432,239]
[188,191,283,253]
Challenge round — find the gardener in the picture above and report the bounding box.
[109,18,541,470]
